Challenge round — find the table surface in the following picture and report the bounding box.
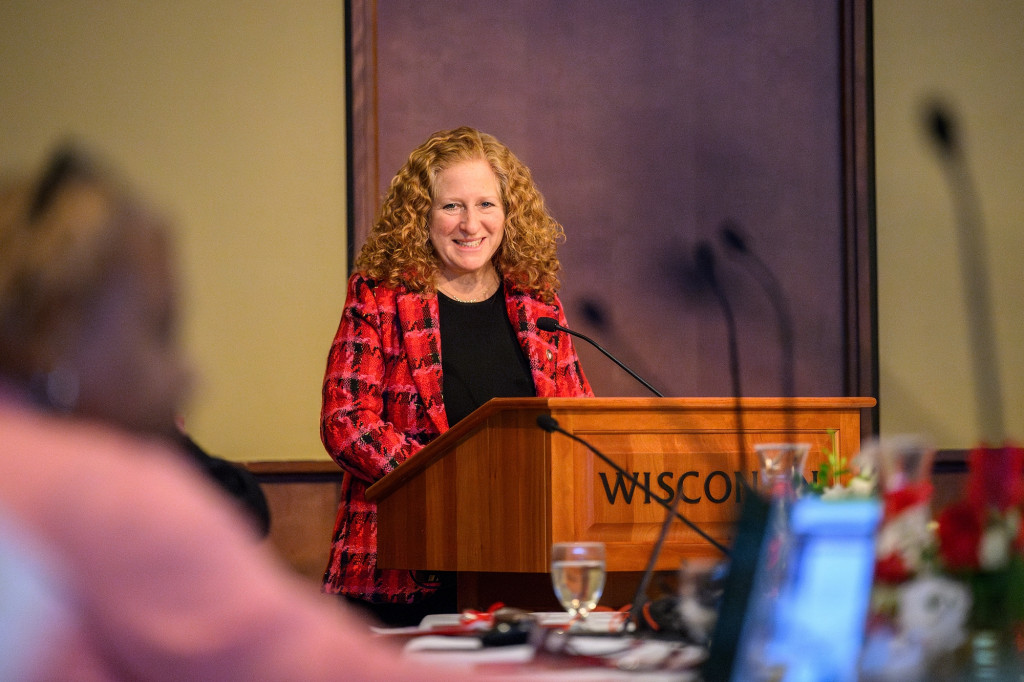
[387,613,705,680]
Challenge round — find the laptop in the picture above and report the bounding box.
[703,494,882,681]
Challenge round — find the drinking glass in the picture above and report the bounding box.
[743,443,811,678]
[861,434,935,495]
[754,442,810,592]
[550,542,606,627]
[756,442,811,500]
[859,435,935,582]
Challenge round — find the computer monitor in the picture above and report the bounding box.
[705,495,882,682]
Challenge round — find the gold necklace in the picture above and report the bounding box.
[438,277,499,303]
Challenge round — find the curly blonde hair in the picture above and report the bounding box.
[355,126,565,302]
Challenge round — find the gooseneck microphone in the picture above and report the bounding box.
[578,297,673,396]
[719,222,798,441]
[694,241,751,482]
[536,415,729,555]
[719,222,795,403]
[925,101,1004,443]
[536,317,664,397]
[536,414,729,633]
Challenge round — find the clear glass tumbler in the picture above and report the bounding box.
[550,541,606,628]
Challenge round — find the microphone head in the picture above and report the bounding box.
[536,414,560,432]
[536,316,560,332]
[718,220,748,255]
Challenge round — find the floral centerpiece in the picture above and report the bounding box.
[780,435,1024,676]
[935,444,1024,636]
[853,440,1024,678]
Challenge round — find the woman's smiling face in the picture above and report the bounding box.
[428,157,505,281]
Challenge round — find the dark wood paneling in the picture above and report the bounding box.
[348,0,876,416]
[247,461,344,583]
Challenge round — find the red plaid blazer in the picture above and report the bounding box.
[321,274,593,602]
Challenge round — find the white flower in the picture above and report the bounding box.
[820,484,849,500]
[897,576,971,656]
[978,523,1013,570]
[877,506,932,573]
[847,475,877,498]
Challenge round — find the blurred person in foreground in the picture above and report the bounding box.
[0,148,454,680]
[321,126,593,627]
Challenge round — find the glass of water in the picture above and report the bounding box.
[550,541,606,628]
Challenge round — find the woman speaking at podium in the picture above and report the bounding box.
[320,126,593,626]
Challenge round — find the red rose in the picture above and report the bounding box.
[937,500,983,571]
[875,553,911,583]
[967,445,1024,513]
[884,481,933,517]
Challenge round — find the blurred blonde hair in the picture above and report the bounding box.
[0,150,160,378]
[355,126,565,302]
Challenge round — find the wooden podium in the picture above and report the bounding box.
[365,396,875,610]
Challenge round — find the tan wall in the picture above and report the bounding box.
[874,1,1024,446]
[4,2,1022,459]
[0,1,347,461]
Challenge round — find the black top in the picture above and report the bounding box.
[438,288,535,426]
[179,434,271,537]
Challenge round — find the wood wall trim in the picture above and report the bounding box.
[841,0,879,435]
[243,460,344,476]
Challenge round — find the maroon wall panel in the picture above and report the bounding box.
[354,0,871,402]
